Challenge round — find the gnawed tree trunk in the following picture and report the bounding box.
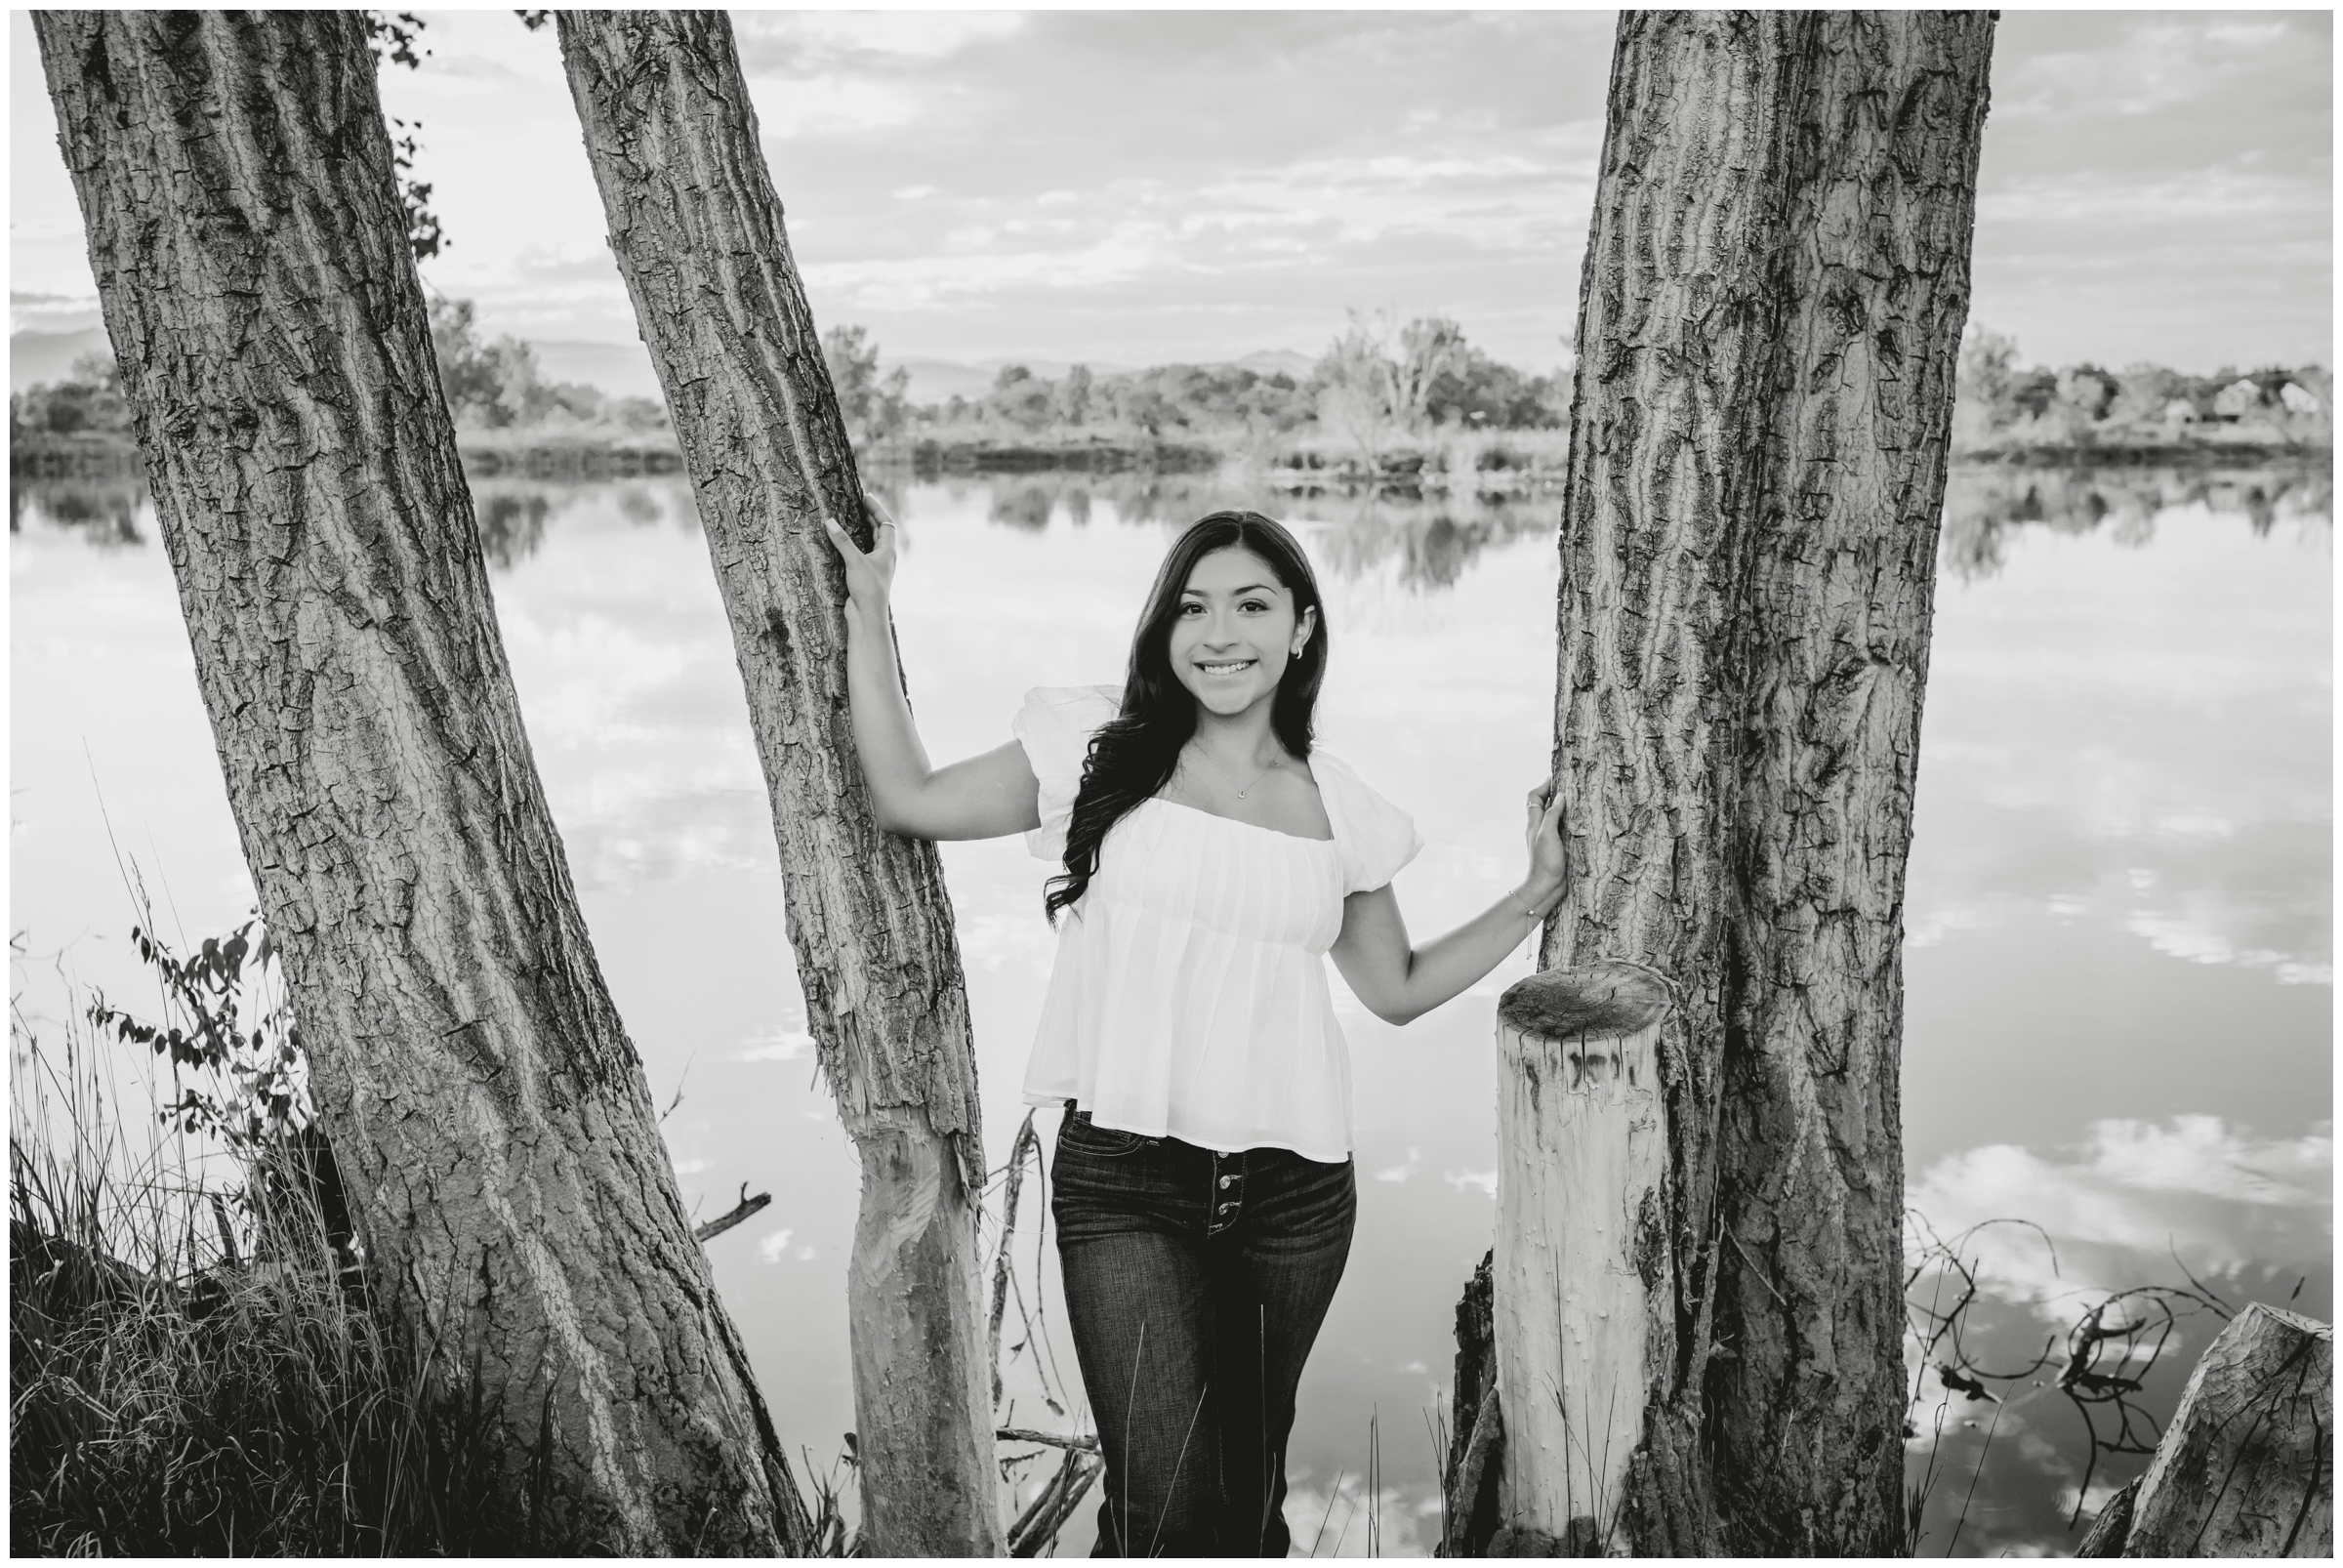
[1441,1253,1502,1557]
[2078,1304,2332,1557]
[555,13,1002,1555]
[1489,963,1675,1554]
[1531,12,1994,1554]
[34,12,808,1553]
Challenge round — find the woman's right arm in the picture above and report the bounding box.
[821,495,1044,843]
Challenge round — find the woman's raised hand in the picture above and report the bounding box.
[821,489,901,614]
[1522,779,1570,907]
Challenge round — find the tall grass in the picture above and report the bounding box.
[9,947,542,1554]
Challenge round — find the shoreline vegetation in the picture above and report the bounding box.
[13,305,2331,489]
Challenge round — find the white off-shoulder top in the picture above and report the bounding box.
[1011,684,1421,1161]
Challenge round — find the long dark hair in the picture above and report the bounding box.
[1045,511,1329,925]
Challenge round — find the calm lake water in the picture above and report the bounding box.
[11,462,2331,1555]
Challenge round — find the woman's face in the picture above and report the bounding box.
[1165,544,1316,721]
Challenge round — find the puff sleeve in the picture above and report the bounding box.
[1010,685,1123,860]
[1313,750,1423,894]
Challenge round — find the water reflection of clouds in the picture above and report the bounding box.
[1913,485,2330,988]
[15,464,2329,1560]
[478,482,778,890]
[1910,1116,2332,1319]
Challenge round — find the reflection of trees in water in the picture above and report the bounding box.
[11,475,152,547]
[971,474,1556,591]
[614,482,664,527]
[987,484,1053,532]
[1304,500,1555,590]
[1941,465,2333,581]
[466,478,699,568]
[18,474,708,569]
[474,491,551,567]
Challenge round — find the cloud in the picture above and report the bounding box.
[2126,904,2333,986]
[736,1029,811,1064]
[735,11,1028,69]
[1444,1168,1498,1199]
[2085,1116,2330,1206]
[1991,14,2326,128]
[1908,1116,2332,1320]
[750,77,927,140]
[1980,170,2323,227]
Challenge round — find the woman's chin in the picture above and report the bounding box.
[1186,681,1274,717]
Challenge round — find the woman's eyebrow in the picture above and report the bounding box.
[1181,583,1281,597]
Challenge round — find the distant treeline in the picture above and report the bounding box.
[822,310,1565,462]
[9,298,675,448]
[15,304,2328,474]
[1953,328,2329,453]
[8,305,1563,463]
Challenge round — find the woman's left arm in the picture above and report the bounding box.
[1328,781,1568,1026]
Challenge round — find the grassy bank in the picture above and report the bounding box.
[10,425,687,481]
[10,907,1082,1556]
[1954,430,2330,468]
[10,1021,544,1554]
[6,903,626,1553]
[18,419,2329,492]
[876,430,1222,475]
[860,425,1576,494]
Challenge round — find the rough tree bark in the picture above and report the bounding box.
[33,12,809,1553]
[2079,1304,2333,1557]
[1535,13,1994,1553]
[555,13,1003,1556]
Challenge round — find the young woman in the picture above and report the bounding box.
[823,500,1567,1557]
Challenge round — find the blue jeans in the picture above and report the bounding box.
[1050,1107,1357,1557]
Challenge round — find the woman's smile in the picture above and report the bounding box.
[1168,544,1315,714]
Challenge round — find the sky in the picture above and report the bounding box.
[9,9,2333,377]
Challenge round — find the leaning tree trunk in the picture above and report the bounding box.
[1535,13,1994,1554]
[34,12,809,1554]
[555,13,1003,1556]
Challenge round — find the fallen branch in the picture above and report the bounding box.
[1008,1444,1103,1556]
[998,1425,1100,1453]
[693,1185,770,1244]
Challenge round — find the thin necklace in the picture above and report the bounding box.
[1185,742,1279,800]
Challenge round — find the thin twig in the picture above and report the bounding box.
[988,1110,1040,1407]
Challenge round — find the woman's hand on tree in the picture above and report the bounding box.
[1521,779,1569,909]
[821,489,900,614]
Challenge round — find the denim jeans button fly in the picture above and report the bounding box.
[1053,1126,1357,1553]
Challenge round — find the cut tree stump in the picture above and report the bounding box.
[2083,1302,2331,1556]
[1489,961,1675,1554]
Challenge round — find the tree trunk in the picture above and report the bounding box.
[2099,1304,2332,1556]
[1488,964,1674,1553]
[554,13,1003,1555]
[33,12,808,1553]
[1537,13,1994,1553]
